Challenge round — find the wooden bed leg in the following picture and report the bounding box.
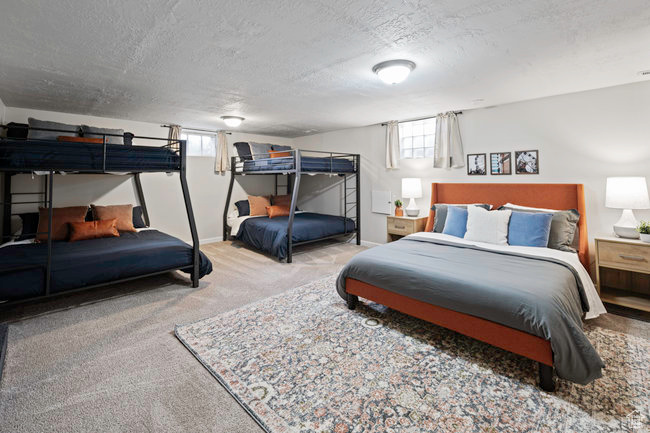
[346,294,358,310]
[539,363,555,392]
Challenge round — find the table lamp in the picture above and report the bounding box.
[605,177,650,239]
[402,178,422,217]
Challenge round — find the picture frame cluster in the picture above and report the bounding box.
[466,150,539,175]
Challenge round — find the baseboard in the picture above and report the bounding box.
[0,323,7,384]
[200,236,223,245]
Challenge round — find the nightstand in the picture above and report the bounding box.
[387,215,428,242]
[595,236,650,312]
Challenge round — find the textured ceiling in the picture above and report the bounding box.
[1,0,649,137]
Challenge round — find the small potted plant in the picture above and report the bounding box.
[638,220,650,243]
[394,199,403,217]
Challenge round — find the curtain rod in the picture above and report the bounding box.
[380,111,463,126]
[161,125,231,135]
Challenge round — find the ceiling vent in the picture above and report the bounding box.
[638,70,650,76]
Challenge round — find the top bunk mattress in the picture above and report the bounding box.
[0,139,181,172]
[238,156,355,173]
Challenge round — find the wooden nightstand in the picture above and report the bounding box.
[595,236,650,312]
[387,215,428,242]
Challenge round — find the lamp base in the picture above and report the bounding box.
[613,209,640,239]
[405,197,420,217]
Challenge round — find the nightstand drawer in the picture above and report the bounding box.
[598,240,650,273]
[387,217,415,235]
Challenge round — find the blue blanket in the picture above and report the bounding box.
[236,212,355,260]
[0,230,212,301]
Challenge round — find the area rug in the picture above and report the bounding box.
[175,274,649,433]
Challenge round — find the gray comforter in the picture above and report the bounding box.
[336,236,604,384]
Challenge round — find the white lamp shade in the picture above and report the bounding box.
[402,178,422,199]
[605,177,650,209]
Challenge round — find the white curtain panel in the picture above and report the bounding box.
[168,124,181,147]
[215,130,230,173]
[385,120,400,169]
[433,112,465,169]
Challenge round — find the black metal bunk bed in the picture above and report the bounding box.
[223,149,360,263]
[0,125,208,306]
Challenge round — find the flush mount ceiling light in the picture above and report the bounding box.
[221,116,245,127]
[372,59,416,84]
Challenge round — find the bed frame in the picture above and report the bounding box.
[345,182,589,391]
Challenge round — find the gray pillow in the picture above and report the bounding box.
[27,118,80,140]
[499,206,580,252]
[81,125,124,144]
[271,144,292,152]
[249,142,274,159]
[432,204,491,233]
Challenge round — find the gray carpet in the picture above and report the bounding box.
[0,240,648,432]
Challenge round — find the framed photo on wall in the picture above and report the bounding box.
[515,150,539,174]
[467,153,486,175]
[490,152,512,175]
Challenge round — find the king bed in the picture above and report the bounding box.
[337,183,606,390]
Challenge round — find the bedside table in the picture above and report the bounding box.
[387,215,428,242]
[595,236,650,312]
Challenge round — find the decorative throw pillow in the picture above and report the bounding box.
[432,203,492,233]
[499,204,580,252]
[248,142,274,159]
[132,206,147,228]
[28,118,80,140]
[233,142,253,160]
[271,144,292,152]
[464,205,512,245]
[507,211,554,247]
[91,204,136,232]
[81,125,125,145]
[442,206,469,238]
[36,206,89,242]
[17,212,40,241]
[271,194,292,207]
[266,205,291,219]
[269,150,291,158]
[248,195,271,216]
[235,200,250,217]
[68,219,120,242]
[57,136,103,144]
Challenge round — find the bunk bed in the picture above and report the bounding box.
[223,148,360,262]
[0,124,212,305]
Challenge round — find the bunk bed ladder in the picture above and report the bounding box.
[179,139,200,287]
[343,155,361,246]
[286,151,302,263]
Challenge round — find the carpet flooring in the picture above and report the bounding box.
[0,240,648,432]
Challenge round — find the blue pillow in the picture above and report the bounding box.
[508,211,553,247]
[235,200,250,217]
[442,206,468,238]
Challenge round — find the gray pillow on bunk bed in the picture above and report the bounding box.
[432,203,491,233]
[132,206,147,228]
[27,118,80,140]
[81,125,124,145]
[233,142,253,161]
[248,142,274,159]
[235,200,250,217]
[271,144,292,152]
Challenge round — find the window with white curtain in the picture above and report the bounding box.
[399,118,436,159]
[180,131,216,157]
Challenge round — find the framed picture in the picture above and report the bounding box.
[490,152,512,175]
[515,150,539,174]
[467,153,486,175]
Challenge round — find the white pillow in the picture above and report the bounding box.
[464,205,512,245]
[503,203,560,213]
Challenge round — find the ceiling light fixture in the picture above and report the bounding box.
[221,116,245,127]
[372,59,416,84]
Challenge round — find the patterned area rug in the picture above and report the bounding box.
[175,274,649,433]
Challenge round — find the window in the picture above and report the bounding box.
[399,118,436,159]
[180,131,216,157]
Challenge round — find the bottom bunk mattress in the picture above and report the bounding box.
[0,230,212,302]
[235,212,356,260]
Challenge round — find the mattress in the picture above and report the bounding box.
[0,230,212,301]
[238,156,355,173]
[236,212,356,259]
[0,139,181,172]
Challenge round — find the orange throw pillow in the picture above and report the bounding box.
[36,206,89,242]
[69,219,120,242]
[91,204,136,232]
[248,195,271,216]
[269,150,291,158]
[57,136,104,144]
[272,194,292,207]
[266,205,291,219]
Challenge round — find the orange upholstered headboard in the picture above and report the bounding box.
[424,183,589,269]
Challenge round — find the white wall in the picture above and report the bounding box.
[294,81,650,262]
[4,107,293,243]
[0,97,5,125]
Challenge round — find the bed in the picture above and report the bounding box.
[0,138,181,172]
[236,156,355,173]
[229,212,356,260]
[337,183,605,390]
[0,229,212,302]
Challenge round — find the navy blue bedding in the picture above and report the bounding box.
[0,139,180,172]
[0,230,212,302]
[240,156,355,173]
[236,212,356,260]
